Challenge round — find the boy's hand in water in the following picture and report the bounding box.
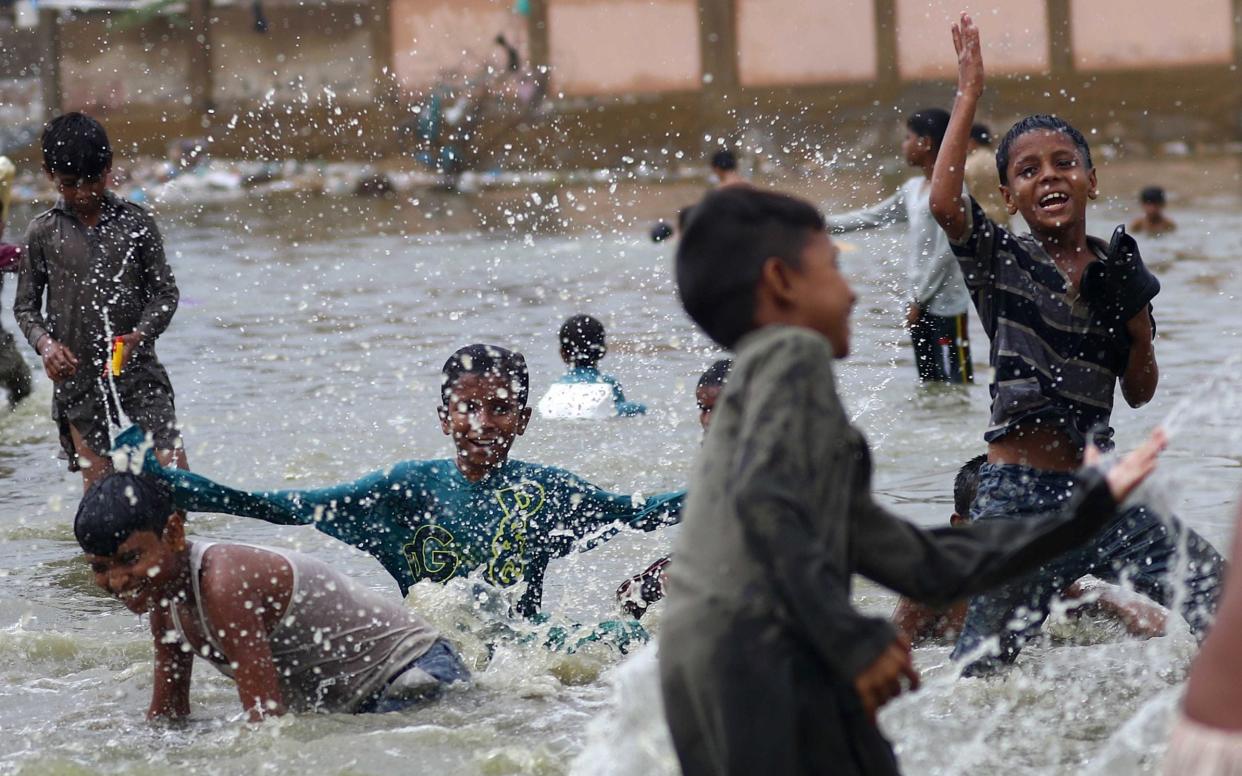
[38,335,78,382]
[951,13,985,100]
[1085,427,1168,503]
[854,634,920,723]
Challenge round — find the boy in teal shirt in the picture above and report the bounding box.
[551,314,646,416]
[131,344,683,618]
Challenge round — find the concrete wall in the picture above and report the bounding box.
[546,0,700,95]
[60,15,189,110]
[737,0,877,85]
[896,0,1047,78]
[390,0,514,92]
[1071,0,1233,70]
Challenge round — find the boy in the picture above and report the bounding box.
[1166,498,1242,774]
[659,184,1166,775]
[825,109,973,384]
[965,122,1009,224]
[77,472,467,721]
[615,358,731,619]
[710,149,746,188]
[544,314,646,417]
[13,112,186,487]
[928,15,1223,675]
[135,344,682,618]
[0,153,32,407]
[1130,185,1177,235]
[892,455,1166,644]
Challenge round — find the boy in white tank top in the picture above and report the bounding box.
[75,472,467,722]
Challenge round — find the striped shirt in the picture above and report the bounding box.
[949,196,1133,449]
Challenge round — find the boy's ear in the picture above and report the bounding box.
[1000,184,1018,215]
[437,404,451,435]
[757,256,798,309]
[163,512,187,551]
[1086,167,1099,199]
[516,406,532,435]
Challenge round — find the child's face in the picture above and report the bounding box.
[902,130,932,167]
[1142,201,1164,219]
[786,232,855,358]
[438,373,532,477]
[696,384,722,430]
[47,167,109,215]
[85,519,184,614]
[1000,131,1096,234]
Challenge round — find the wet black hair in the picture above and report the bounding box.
[696,359,733,391]
[440,344,530,407]
[995,114,1093,185]
[676,187,825,350]
[971,123,993,147]
[42,112,112,181]
[75,472,176,557]
[954,454,989,517]
[1140,186,1166,205]
[907,108,951,152]
[559,314,606,368]
[710,149,737,172]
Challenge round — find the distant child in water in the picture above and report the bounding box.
[892,455,1167,644]
[549,314,646,416]
[137,344,682,618]
[1130,186,1177,235]
[616,358,731,619]
[77,472,466,721]
[13,112,187,488]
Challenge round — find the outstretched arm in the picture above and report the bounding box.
[147,606,193,721]
[549,468,683,552]
[825,189,907,234]
[929,13,985,242]
[855,429,1166,607]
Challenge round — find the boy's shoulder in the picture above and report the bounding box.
[197,542,291,599]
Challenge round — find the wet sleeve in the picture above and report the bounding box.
[824,189,906,234]
[851,464,1117,608]
[948,195,1009,291]
[548,468,684,548]
[606,375,646,416]
[910,244,960,308]
[727,335,897,680]
[134,213,179,339]
[13,223,50,351]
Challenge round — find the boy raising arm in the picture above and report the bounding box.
[928,15,1222,675]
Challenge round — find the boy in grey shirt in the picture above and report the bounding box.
[660,186,1167,775]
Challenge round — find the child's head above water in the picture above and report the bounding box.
[903,108,950,166]
[676,187,853,356]
[559,314,607,369]
[1140,186,1167,218]
[952,454,988,525]
[994,114,1097,232]
[42,112,113,212]
[695,359,732,430]
[438,344,532,480]
[970,123,993,149]
[76,472,186,614]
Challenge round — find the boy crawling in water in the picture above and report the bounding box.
[929,15,1222,675]
[657,185,1168,776]
[135,344,683,619]
[78,472,467,721]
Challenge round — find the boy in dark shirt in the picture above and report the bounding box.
[136,344,683,618]
[13,112,186,487]
[658,184,1167,775]
[928,15,1222,675]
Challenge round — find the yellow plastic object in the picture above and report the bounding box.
[0,156,14,224]
[109,337,125,377]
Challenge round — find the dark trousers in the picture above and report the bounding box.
[911,311,973,384]
[951,463,1225,675]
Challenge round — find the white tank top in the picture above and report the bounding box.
[169,541,442,713]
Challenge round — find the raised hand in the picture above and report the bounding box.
[1084,426,1168,503]
[951,13,985,100]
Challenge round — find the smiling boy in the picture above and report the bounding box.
[658,185,1168,775]
[928,15,1223,675]
[78,472,465,721]
[136,344,683,618]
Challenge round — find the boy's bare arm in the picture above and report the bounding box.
[147,606,193,720]
[1120,307,1159,407]
[201,561,287,722]
[929,13,984,241]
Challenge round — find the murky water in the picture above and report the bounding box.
[1,157,1241,774]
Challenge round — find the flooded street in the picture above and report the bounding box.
[1,156,1241,774]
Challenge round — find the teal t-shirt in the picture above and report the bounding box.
[131,429,682,617]
[556,366,647,416]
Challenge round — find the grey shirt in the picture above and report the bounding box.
[663,325,1117,681]
[13,192,178,402]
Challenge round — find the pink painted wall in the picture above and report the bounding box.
[390,0,517,92]
[60,17,188,109]
[737,0,877,86]
[896,0,1047,78]
[547,0,700,95]
[1072,0,1233,70]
